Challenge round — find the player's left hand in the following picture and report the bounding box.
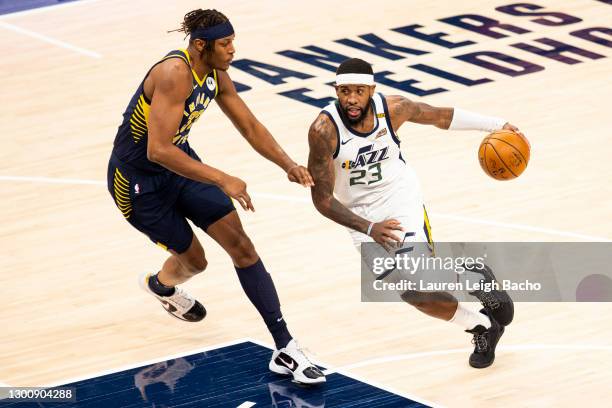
[287,165,315,187]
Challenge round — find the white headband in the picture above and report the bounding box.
[335,73,375,86]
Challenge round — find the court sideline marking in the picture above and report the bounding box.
[0,21,102,59]
[40,337,256,388]
[1,175,610,242]
[33,336,439,407]
[322,343,612,375]
[0,0,99,20]
[247,338,440,407]
[35,337,612,408]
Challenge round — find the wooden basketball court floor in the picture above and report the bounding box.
[1,0,611,406]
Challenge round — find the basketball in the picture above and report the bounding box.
[5,0,612,406]
[478,130,530,180]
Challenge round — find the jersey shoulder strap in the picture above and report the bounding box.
[320,102,342,159]
[375,92,401,145]
[372,93,386,117]
[140,49,192,103]
[159,49,190,66]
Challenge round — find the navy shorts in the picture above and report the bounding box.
[107,152,235,253]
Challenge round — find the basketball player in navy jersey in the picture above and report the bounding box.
[308,58,522,368]
[107,9,324,384]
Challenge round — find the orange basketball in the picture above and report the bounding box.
[478,130,530,180]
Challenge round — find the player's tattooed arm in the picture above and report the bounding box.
[308,114,370,234]
[387,95,453,131]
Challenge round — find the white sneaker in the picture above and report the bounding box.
[269,339,326,385]
[139,272,206,322]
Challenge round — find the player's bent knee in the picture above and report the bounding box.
[229,236,258,266]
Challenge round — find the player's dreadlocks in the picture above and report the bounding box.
[172,9,229,51]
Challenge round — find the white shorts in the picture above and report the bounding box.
[353,189,435,300]
[347,185,432,250]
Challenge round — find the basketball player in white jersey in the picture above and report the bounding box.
[308,58,520,368]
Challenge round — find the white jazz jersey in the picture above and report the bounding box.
[322,93,431,247]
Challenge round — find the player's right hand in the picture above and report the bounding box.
[502,122,528,145]
[370,219,404,250]
[220,175,255,212]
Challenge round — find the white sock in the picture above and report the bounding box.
[449,303,491,330]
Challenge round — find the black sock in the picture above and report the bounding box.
[235,258,292,349]
[148,272,175,297]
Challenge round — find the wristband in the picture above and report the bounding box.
[449,108,506,132]
[366,222,374,236]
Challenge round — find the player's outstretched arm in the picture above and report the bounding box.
[308,114,403,247]
[387,95,453,130]
[216,71,314,187]
[147,60,254,211]
[386,95,523,137]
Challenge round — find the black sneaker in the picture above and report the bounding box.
[464,263,514,326]
[466,309,505,369]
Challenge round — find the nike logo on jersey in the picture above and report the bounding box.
[341,138,355,145]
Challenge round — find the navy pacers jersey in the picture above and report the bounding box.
[112,49,219,173]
